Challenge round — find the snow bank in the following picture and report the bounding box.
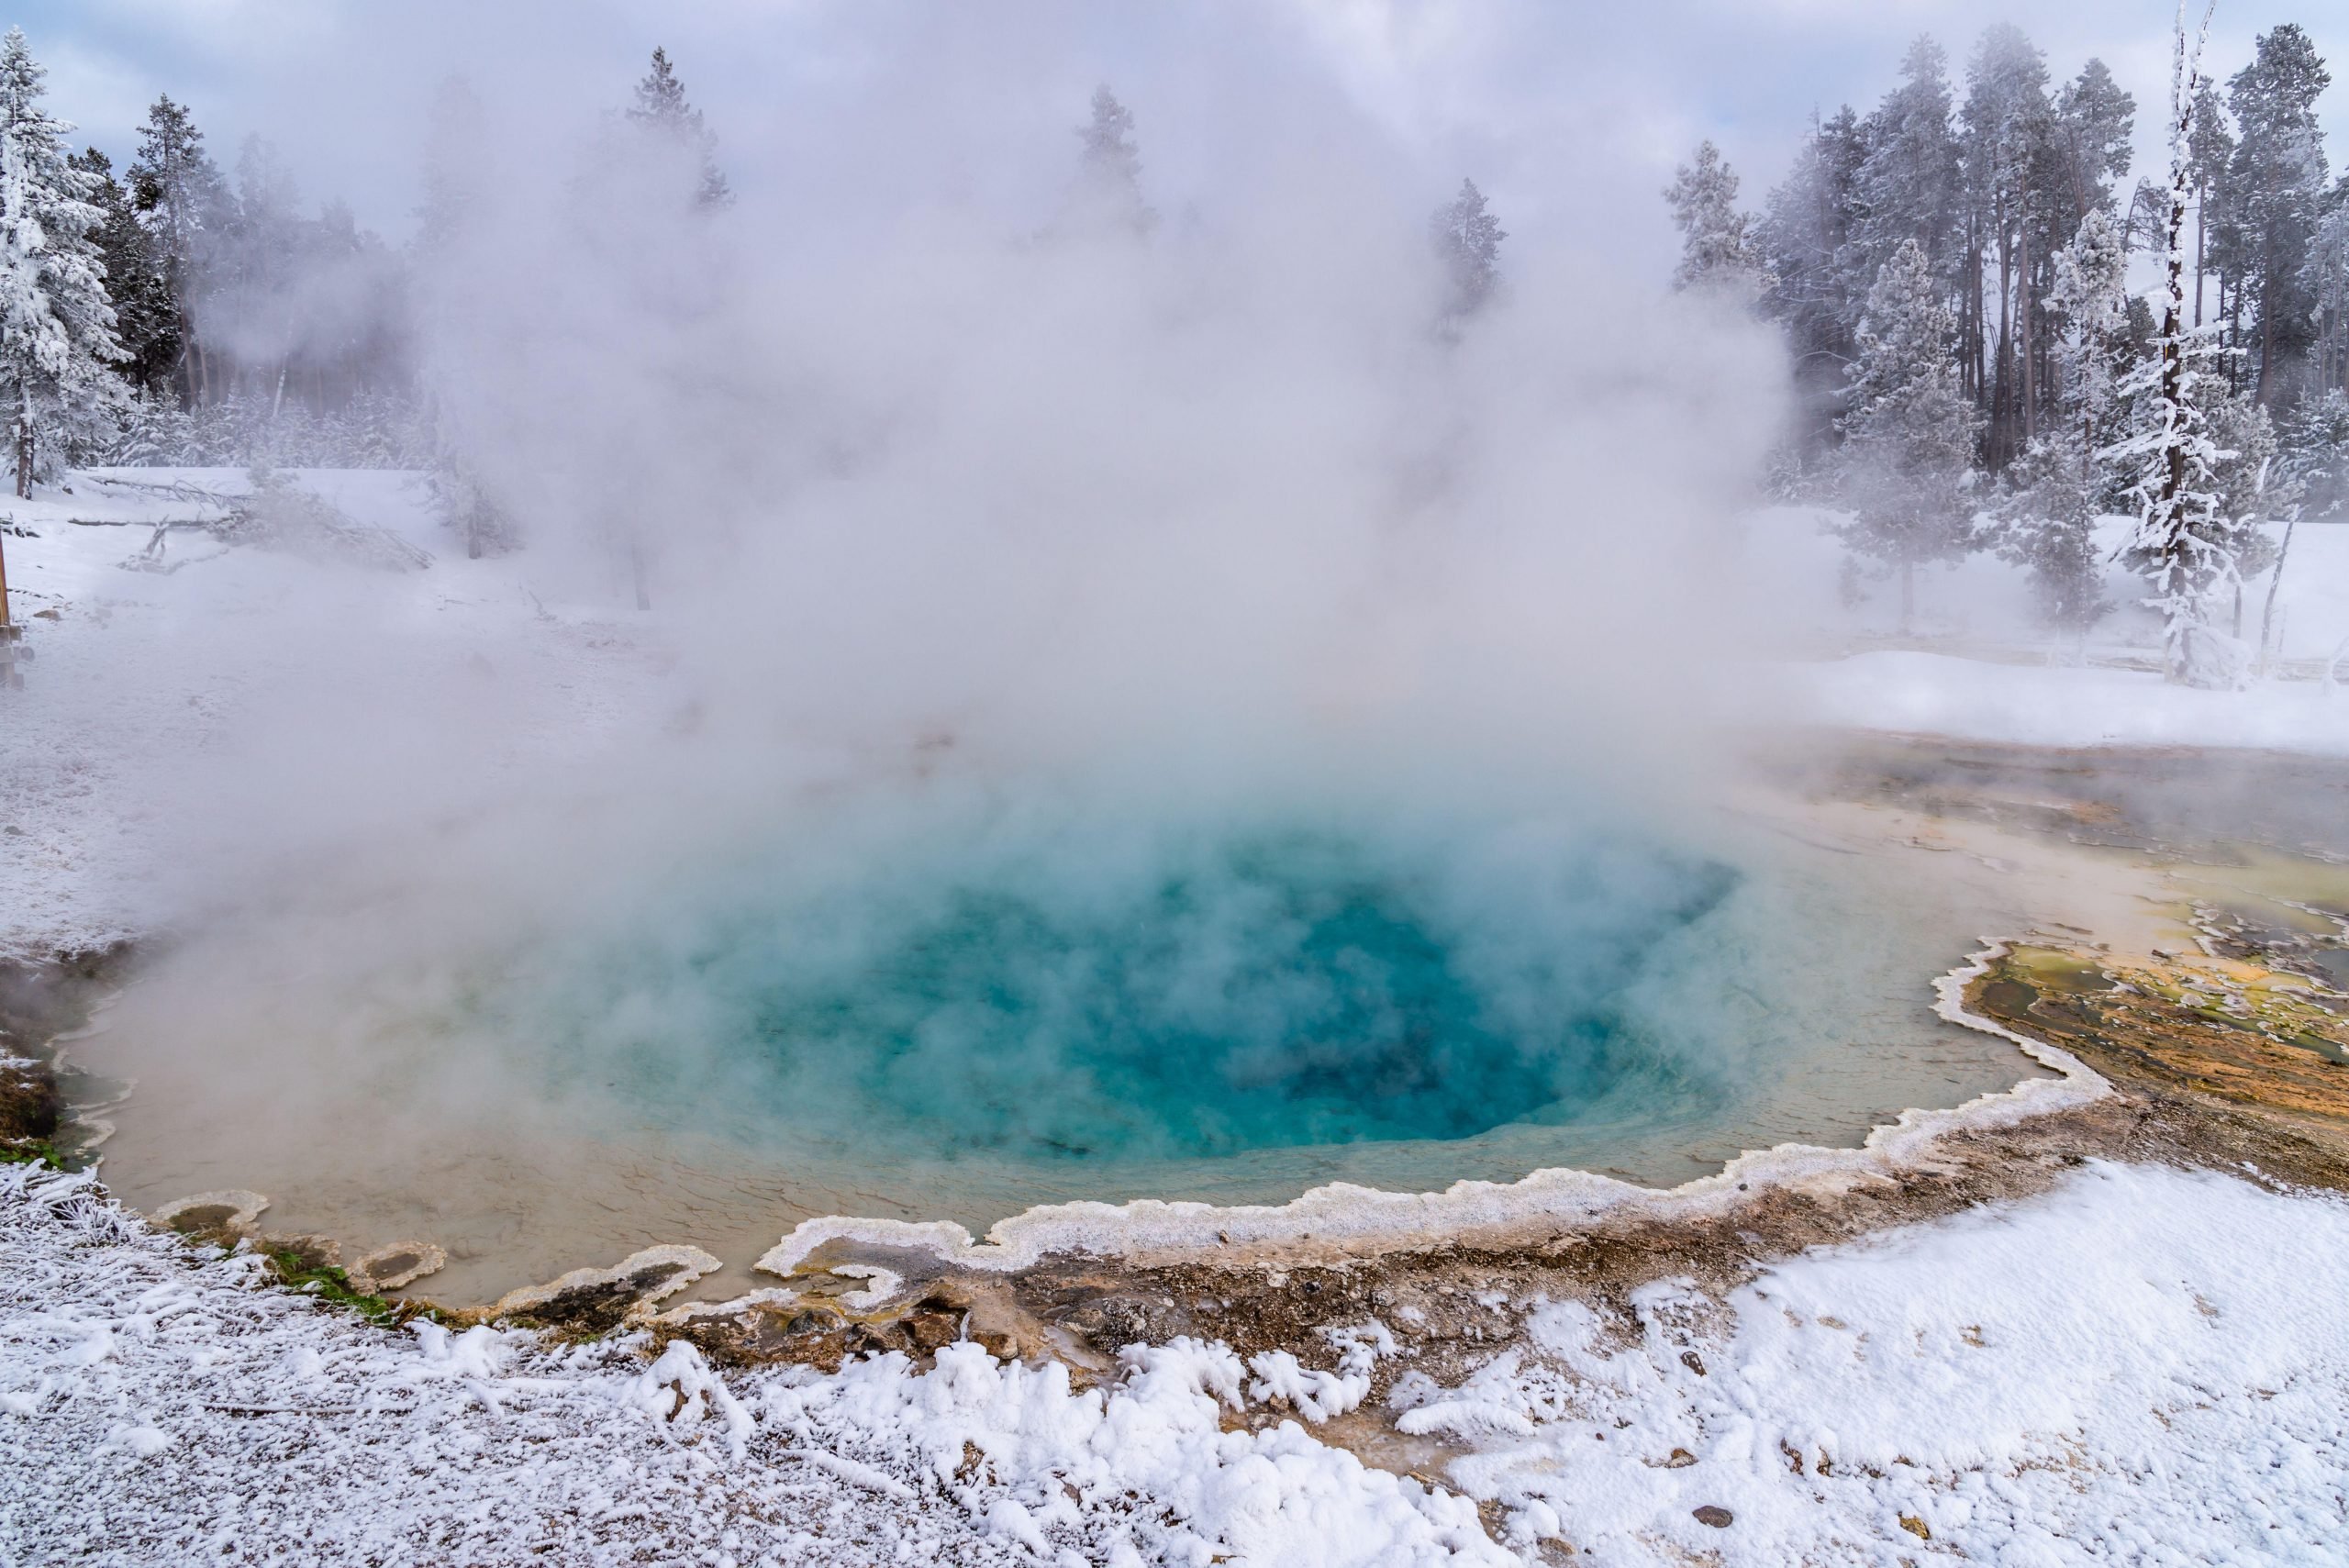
[0,1163,1499,1566]
[1745,506,2349,670]
[1429,1160,2349,1562]
[1800,649,2349,754]
[8,1154,2345,1564]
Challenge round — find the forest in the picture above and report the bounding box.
[3,17,2346,684]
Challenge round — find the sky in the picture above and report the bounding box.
[16,0,2349,272]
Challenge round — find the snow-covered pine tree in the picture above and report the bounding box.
[1755,106,1868,460]
[2305,172,2349,398]
[1664,140,1761,292]
[69,148,174,394]
[1854,38,1963,292]
[1835,237,1983,630]
[627,46,730,209]
[2188,80,2232,328]
[1067,86,1152,237]
[216,134,303,422]
[126,94,224,406]
[2112,4,2243,689]
[1992,210,2133,647]
[1432,178,1504,321]
[2219,24,2330,404]
[2204,389,2290,630]
[1961,24,2054,469]
[0,28,126,497]
[2047,209,2134,473]
[2277,386,2349,517]
[1994,437,2111,645]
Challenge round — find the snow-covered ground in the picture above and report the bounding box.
[1802,649,2349,754]
[7,1158,2343,1565]
[1746,505,2349,672]
[1751,506,2349,754]
[6,473,2349,1563]
[0,468,666,960]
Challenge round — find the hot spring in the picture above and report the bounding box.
[75,765,2077,1302]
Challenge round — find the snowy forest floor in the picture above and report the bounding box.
[4,473,2349,1564]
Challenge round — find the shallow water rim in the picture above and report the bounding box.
[730,940,2109,1284]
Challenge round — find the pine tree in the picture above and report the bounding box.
[1067,85,1152,237]
[1962,24,2054,469]
[1664,140,1760,292]
[68,147,175,392]
[126,94,225,406]
[1431,178,1504,321]
[1993,206,2132,644]
[1994,436,2110,642]
[2049,59,2135,228]
[1836,238,1983,629]
[1854,39,1964,289]
[2300,173,2349,400]
[2277,386,2348,515]
[178,134,328,421]
[0,28,126,497]
[2220,25,2330,406]
[2046,208,2133,470]
[1755,106,1868,451]
[2186,80,2232,329]
[627,46,730,208]
[2114,4,2242,689]
[2206,390,2288,576]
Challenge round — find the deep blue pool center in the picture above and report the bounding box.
[529,816,1743,1167]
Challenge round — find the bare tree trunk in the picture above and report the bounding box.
[2258,510,2299,675]
[15,413,30,502]
[2257,278,2274,404]
[1995,203,2014,465]
[2152,7,2207,684]
[2193,180,2207,328]
[2020,220,2037,448]
[2229,289,2243,395]
[630,538,651,612]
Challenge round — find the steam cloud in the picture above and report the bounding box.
[95,3,1798,1215]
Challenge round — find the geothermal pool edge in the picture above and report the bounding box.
[704,940,2110,1290]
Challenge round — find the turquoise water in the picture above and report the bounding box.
[491,794,1752,1184]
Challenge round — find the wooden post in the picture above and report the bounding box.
[0,512,17,691]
